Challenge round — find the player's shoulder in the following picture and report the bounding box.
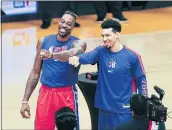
[38,34,56,48]
[95,45,105,52]
[71,38,86,48]
[124,46,141,59]
[45,34,56,40]
[71,35,79,40]
[39,34,55,43]
[69,36,81,46]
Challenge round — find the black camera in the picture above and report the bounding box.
[146,86,167,123]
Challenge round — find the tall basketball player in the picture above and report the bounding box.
[69,19,147,130]
[20,11,87,130]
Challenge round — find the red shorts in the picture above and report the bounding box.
[34,84,79,130]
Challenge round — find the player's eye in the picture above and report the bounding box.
[67,23,72,26]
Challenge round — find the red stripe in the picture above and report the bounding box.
[125,46,146,74]
[132,78,137,93]
[148,121,152,130]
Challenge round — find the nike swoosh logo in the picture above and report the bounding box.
[122,104,130,108]
[108,70,112,72]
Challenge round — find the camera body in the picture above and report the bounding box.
[146,86,167,123]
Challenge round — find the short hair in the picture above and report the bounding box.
[101,19,122,33]
[130,94,147,116]
[64,10,77,20]
[55,107,77,130]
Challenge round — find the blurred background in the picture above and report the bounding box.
[1,1,172,130]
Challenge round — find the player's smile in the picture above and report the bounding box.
[59,28,67,34]
[103,41,110,47]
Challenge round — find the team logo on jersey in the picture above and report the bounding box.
[48,46,68,53]
[109,61,116,68]
[108,61,116,73]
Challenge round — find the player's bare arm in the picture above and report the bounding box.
[40,40,87,62]
[20,38,43,118]
[53,40,86,61]
[22,39,43,102]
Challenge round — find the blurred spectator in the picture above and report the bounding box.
[93,1,128,23]
[38,1,56,29]
[38,1,80,29]
[55,107,77,130]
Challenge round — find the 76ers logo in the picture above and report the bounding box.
[48,46,68,61]
[49,46,68,53]
[109,61,116,68]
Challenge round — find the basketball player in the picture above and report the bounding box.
[68,19,148,130]
[20,11,87,130]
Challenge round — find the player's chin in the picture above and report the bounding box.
[103,44,109,48]
[59,32,70,38]
[58,32,64,36]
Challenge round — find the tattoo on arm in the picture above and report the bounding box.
[52,40,87,61]
[22,38,43,102]
[23,72,40,101]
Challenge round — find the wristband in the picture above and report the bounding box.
[22,101,28,104]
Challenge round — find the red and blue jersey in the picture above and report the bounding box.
[40,34,80,87]
[79,45,147,113]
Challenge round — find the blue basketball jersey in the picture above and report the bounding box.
[40,34,80,87]
[79,45,147,113]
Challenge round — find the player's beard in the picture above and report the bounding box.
[59,31,71,38]
[103,43,111,49]
[107,46,111,49]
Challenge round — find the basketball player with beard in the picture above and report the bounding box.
[20,11,86,130]
[68,19,147,130]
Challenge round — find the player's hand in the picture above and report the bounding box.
[20,103,31,119]
[69,56,80,67]
[40,49,52,59]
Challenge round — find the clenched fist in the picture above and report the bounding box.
[40,49,52,59]
[69,56,80,67]
[20,103,31,119]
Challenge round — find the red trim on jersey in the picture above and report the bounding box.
[125,46,146,75]
[132,78,137,93]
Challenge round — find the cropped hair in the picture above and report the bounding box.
[101,19,122,33]
[55,107,77,130]
[64,11,77,20]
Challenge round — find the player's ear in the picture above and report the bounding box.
[116,32,120,39]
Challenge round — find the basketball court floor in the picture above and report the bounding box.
[1,7,172,129]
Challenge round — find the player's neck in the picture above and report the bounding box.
[110,41,123,53]
[57,34,71,42]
